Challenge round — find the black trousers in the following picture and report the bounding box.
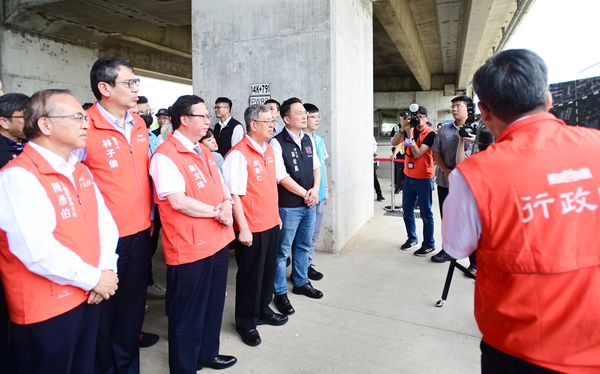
[12,302,101,374]
[148,206,162,286]
[96,229,152,374]
[0,280,16,373]
[374,167,383,198]
[437,186,476,266]
[394,157,404,189]
[166,246,229,374]
[481,341,558,373]
[234,225,280,331]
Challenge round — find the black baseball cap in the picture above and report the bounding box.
[399,111,410,118]
[156,108,170,116]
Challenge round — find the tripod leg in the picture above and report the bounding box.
[435,260,456,307]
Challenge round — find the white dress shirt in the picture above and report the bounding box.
[218,116,244,148]
[222,135,268,196]
[149,130,223,200]
[269,127,320,182]
[0,142,119,291]
[442,169,482,260]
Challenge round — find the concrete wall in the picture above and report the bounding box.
[374,90,457,125]
[0,27,97,102]
[192,0,374,253]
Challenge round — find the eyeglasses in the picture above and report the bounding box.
[136,109,154,116]
[46,112,89,123]
[307,114,320,119]
[252,119,273,124]
[187,113,211,121]
[114,78,141,88]
[450,104,465,109]
[5,115,24,119]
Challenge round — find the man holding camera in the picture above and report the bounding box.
[392,106,436,256]
[430,96,477,274]
[443,49,600,372]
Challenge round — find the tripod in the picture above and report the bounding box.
[435,259,475,307]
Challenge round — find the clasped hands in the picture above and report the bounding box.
[87,269,118,304]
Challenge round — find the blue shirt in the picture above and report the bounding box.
[313,134,329,201]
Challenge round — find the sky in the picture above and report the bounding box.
[504,0,600,84]
[139,0,600,109]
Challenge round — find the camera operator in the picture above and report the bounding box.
[430,96,476,274]
[442,49,600,373]
[392,106,436,256]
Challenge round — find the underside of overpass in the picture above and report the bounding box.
[2,0,533,91]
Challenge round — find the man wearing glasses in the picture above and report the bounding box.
[0,89,119,373]
[149,95,237,372]
[84,57,153,374]
[393,106,437,257]
[213,97,244,157]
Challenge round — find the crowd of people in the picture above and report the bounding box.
[0,57,329,374]
[1,48,599,374]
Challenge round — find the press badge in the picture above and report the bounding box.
[407,161,414,169]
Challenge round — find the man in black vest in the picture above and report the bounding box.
[270,97,323,316]
[213,97,244,156]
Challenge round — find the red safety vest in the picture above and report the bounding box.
[0,145,100,324]
[152,136,234,265]
[457,112,600,373]
[229,136,279,233]
[404,126,434,178]
[84,103,151,237]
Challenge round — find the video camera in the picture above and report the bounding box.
[458,101,477,137]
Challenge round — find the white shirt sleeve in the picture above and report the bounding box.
[93,181,119,272]
[149,153,186,199]
[269,138,290,182]
[442,169,482,259]
[310,136,321,170]
[222,150,248,195]
[231,124,245,148]
[0,167,102,291]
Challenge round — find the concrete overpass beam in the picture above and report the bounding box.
[373,0,432,90]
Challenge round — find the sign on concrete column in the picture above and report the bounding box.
[249,83,271,105]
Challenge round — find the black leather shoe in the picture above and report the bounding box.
[376,195,385,201]
[258,313,288,326]
[400,239,418,250]
[273,293,295,315]
[197,355,237,370]
[413,246,435,256]
[139,332,159,348]
[307,264,323,281]
[431,249,453,263]
[236,328,261,346]
[292,282,323,299]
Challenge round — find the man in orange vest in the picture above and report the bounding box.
[149,95,237,373]
[392,106,437,256]
[222,104,287,347]
[84,57,153,373]
[443,49,600,372]
[0,89,119,373]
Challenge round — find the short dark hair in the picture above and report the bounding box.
[24,89,72,140]
[303,103,319,114]
[265,99,280,110]
[215,97,232,111]
[0,93,29,117]
[90,57,134,101]
[417,106,428,116]
[280,97,302,118]
[170,95,204,130]
[399,111,410,119]
[473,49,548,122]
[137,96,148,104]
[451,95,472,106]
[244,104,270,132]
[82,102,93,110]
[200,127,214,143]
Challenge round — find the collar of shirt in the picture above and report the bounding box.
[219,116,232,128]
[28,141,78,184]
[173,130,201,154]
[284,127,305,147]
[0,134,24,150]
[96,102,135,131]
[244,134,267,155]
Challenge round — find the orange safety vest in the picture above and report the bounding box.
[457,112,600,373]
[152,136,234,265]
[404,126,434,178]
[229,136,279,233]
[0,145,100,324]
[84,103,151,237]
